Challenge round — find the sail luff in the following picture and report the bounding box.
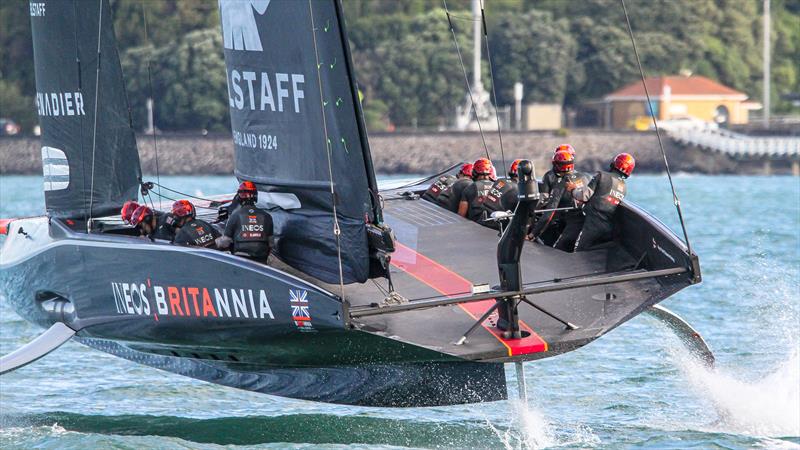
[332,0,382,223]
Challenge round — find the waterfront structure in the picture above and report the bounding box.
[600,75,760,130]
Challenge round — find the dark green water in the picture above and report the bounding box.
[1,174,798,449]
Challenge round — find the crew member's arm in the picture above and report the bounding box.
[216,214,236,250]
[570,172,598,203]
[457,185,474,217]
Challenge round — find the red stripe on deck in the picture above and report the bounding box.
[391,243,547,356]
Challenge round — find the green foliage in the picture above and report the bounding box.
[1,0,798,129]
[122,29,228,131]
[0,79,36,131]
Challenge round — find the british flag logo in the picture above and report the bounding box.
[289,289,315,332]
[248,215,258,224]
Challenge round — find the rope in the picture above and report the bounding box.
[479,0,507,176]
[309,0,346,300]
[142,5,162,203]
[87,0,104,232]
[151,182,219,203]
[442,0,490,160]
[620,0,693,255]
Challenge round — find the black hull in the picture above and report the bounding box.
[1,185,698,406]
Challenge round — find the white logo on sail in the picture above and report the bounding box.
[219,0,271,51]
[41,146,69,191]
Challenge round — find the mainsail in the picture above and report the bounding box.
[30,0,141,220]
[219,0,380,284]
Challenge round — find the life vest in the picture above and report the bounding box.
[422,175,456,204]
[174,218,220,248]
[150,212,177,242]
[224,204,273,260]
[467,179,495,221]
[482,179,516,214]
[438,178,472,212]
[531,171,590,238]
[585,171,626,222]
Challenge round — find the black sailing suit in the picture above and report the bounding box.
[461,179,495,222]
[572,170,627,251]
[148,212,177,242]
[174,218,221,248]
[532,170,590,250]
[224,202,273,261]
[479,179,518,229]
[421,175,456,206]
[438,178,473,213]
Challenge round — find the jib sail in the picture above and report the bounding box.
[30,0,141,220]
[219,0,380,284]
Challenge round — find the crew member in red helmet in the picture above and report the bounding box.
[219,181,273,261]
[120,200,140,225]
[172,200,220,249]
[434,162,474,213]
[530,149,589,248]
[458,158,496,221]
[129,204,177,242]
[566,153,635,251]
[478,159,522,228]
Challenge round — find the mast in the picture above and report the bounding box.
[472,0,481,92]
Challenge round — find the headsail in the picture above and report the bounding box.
[30,0,141,220]
[218,0,380,284]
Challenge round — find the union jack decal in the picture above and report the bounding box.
[289,289,315,332]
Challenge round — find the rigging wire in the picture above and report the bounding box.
[442,0,491,160]
[142,5,162,203]
[87,0,104,232]
[150,182,221,203]
[73,1,88,226]
[479,0,507,176]
[619,0,693,255]
[308,0,346,301]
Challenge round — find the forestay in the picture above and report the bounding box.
[218,0,379,284]
[29,0,141,220]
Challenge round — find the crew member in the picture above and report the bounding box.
[220,181,273,261]
[479,159,521,228]
[129,205,177,242]
[171,200,220,249]
[435,162,474,212]
[530,150,589,248]
[567,153,635,251]
[458,158,496,221]
[120,200,140,225]
[421,173,456,205]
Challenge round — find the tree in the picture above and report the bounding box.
[488,10,576,106]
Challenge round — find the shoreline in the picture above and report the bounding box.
[1,130,796,176]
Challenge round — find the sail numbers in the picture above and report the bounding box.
[233,129,277,150]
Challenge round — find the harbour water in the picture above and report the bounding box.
[1,174,798,449]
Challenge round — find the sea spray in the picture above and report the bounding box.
[674,348,800,437]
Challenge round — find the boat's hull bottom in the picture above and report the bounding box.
[77,337,507,407]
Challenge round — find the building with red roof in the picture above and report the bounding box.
[598,74,760,130]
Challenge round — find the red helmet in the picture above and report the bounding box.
[554,144,576,157]
[171,199,196,219]
[472,158,496,180]
[130,205,153,227]
[552,150,575,174]
[459,163,474,178]
[238,180,258,201]
[508,159,522,178]
[121,200,140,224]
[612,153,635,177]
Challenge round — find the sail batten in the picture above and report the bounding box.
[219,0,379,284]
[30,0,141,221]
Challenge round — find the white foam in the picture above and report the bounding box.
[677,350,800,437]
